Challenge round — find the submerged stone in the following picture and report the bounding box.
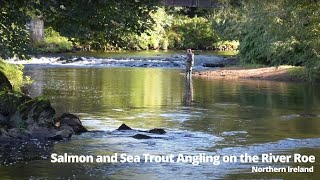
[132,134,152,139]
[48,129,73,140]
[203,63,225,68]
[74,57,85,62]
[148,128,166,134]
[299,113,318,118]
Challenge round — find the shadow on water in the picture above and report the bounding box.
[1,67,318,179]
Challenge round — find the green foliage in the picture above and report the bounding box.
[287,66,307,79]
[0,0,159,57]
[0,1,32,59]
[103,8,236,51]
[1,1,240,56]
[214,0,320,80]
[213,40,239,51]
[47,0,158,50]
[35,27,73,53]
[1,1,238,54]
[0,59,32,91]
[168,16,218,50]
[118,8,172,50]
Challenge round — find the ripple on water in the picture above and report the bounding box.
[69,128,223,156]
[112,109,125,112]
[221,131,248,136]
[159,108,203,123]
[217,138,320,157]
[214,102,241,107]
[280,114,320,120]
[81,117,121,131]
[159,113,193,122]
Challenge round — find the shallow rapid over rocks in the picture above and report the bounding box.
[8,54,236,70]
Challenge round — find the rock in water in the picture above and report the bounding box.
[25,126,57,140]
[74,57,84,62]
[203,63,225,68]
[9,96,56,129]
[0,71,12,91]
[132,134,152,139]
[0,114,7,126]
[0,91,31,117]
[148,128,166,134]
[299,113,317,118]
[48,129,73,141]
[0,91,88,141]
[0,128,13,140]
[55,113,88,134]
[117,123,132,130]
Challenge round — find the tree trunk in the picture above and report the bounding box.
[30,18,44,46]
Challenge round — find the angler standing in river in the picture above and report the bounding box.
[186,49,194,78]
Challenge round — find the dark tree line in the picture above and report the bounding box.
[0,0,158,58]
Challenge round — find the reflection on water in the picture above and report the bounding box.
[183,78,194,106]
[63,50,237,59]
[1,67,319,179]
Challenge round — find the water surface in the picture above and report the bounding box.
[63,50,237,59]
[0,67,319,179]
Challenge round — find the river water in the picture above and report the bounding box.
[1,66,320,179]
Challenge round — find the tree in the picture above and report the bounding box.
[0,0,159,57]
[213,0,320,79]
[45,0,159,50]
[0,0,32,59]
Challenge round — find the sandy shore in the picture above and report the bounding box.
[193,65,306,82]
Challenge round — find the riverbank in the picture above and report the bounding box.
[6,53,313,82]
[193,65,308,82]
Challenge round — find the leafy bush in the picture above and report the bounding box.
[0,59,32,91]
[213,40,239,51]
[168,16,218,50]
[119,8,172,50]
[35,27,73,53]
[73,8,238,51]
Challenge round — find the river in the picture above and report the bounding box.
[0,63,319,179]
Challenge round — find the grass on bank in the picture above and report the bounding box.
[287,66,307,79]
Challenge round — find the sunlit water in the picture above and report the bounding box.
[62,50,237,58]
[0,67,320,179]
